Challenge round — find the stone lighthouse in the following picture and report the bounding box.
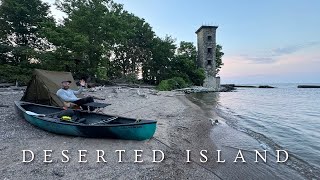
[195,26,220,90]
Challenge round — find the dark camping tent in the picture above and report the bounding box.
[21,69,80,107]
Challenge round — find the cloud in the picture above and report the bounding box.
[239,41,320,64]
[240,55,277,64]
[272,41,320,56]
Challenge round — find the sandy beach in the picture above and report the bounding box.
[0,86,308,179]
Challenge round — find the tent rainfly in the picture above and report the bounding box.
[21,69,81,107]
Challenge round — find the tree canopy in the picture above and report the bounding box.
[0,0,224,86]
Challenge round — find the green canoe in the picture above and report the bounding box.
[14,101,157,140]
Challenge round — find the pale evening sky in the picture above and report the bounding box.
[44,0,320,84]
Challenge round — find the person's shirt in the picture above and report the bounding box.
[56,86,84,102]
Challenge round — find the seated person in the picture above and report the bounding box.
[56,79,95,111]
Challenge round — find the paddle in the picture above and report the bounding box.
[25,111,46,117]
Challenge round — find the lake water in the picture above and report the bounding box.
[192,83,320,177]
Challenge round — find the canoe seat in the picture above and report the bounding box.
[90,116,118,125]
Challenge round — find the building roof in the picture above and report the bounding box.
[195,25,218,34]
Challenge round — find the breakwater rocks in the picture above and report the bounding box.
[174,84,277,93]
[175,87,216,93]
[298,85,320,88]
[258,85,275,88]
[175,85,236,93]
[220,84,236,92]
[221,84,275,90]
[234,85,275,88]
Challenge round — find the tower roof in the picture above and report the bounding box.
[195,25,218,34]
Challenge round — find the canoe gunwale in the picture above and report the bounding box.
[14,101,157,128]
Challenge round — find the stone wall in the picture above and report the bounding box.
[196,26,219,90]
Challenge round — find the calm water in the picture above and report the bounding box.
[217,84,320,169]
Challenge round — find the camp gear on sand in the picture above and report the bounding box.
[17,69,157,140]
[21,69,81,107]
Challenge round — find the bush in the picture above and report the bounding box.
[157,77,187,91]
[0,64,34,85]
[125,73,139,84]
[190,68,206,86]
[167,72,192,85]
[112,73,139,84]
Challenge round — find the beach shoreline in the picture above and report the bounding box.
[0,86,308,179]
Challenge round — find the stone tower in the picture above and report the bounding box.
[195,26,220,90]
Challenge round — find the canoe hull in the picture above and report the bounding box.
[15,101,157,140]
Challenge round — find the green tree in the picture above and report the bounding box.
[0,0,54,65]
[46,0,155,82]
[0,0,55,84]
[0,0,223,86]
[143,36,176,84]
[169,41,205,86]
[49,0,114,79]
[110,11,154,78]
[215,44,224,75]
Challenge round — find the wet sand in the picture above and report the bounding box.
[0,87,307,179]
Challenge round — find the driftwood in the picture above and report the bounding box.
[11,86,27,91]
[0,83,14,88]
[116,83,156,89]
[112,87,121,93]
[0,104,9,108]
[149,89,159,95]
[84,95,106,100]
[91,96,105,100]
[137,89,148,98]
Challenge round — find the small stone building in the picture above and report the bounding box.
[195,26,220,90]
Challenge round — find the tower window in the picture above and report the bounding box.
[207,60,212,66]
[207,48,212,54]
[208,36,212,41]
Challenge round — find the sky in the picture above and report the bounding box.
[44,0,320,84]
